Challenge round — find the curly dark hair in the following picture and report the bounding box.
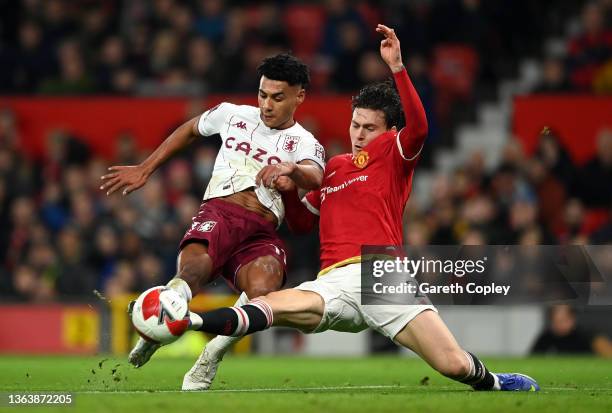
[351,79,404,129]
[256,53,310,89]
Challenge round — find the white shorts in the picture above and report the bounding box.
[295,263,437,340]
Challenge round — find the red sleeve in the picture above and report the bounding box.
[281,188,317,234]
[303,189,321,213]
[393,67,428,161]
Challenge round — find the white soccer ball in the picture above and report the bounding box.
[131,286,190,344]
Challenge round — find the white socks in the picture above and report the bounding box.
[166,278,193,302]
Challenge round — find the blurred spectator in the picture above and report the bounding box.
[169,4,195,44]
[255,2,291,49]
[187,36,224,91]
[357,51,388,84]
[81,6,115,52]
[194,0,226,43]
[532,304,612,356]
[320,0,369,58]
[535,128,577,194]
[13,264,55,302]
[0,108,19,149]
[577,128,612,208]
[54,226,96,296]
[590,207,612,243]
[96,36,127,91]
[390,2,432,56]
[532,57,573,93]
[560,198,586,242]
[90,225,119,289]
[566,1,612,91]
[104,260,137,299]
[114,132,140,165]
[39,39,95,95]
[40,181,68,232]
[10,20,53,92]
[329,21,368,91]
[4,196,38,270]
[41,0,78,49]
[148,30,180,77]
[136,252,166,289]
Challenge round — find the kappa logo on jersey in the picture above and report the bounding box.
[282,135,301,153]
[315,143,325,161]
[197,221,217,232]
[232,121,247,131]
[353,150,369,168]
[224,137,282,165]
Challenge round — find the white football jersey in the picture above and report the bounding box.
[197,102,325,225]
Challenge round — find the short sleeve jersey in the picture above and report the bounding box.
[198,102,325,224]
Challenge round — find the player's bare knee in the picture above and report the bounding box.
[241,255,283,297]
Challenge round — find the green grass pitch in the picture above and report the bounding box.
[0,355,611,412]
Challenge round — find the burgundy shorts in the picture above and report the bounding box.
[179,198,287,291]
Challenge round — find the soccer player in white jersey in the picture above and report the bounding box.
[181,25,540,392]
[100,54,325,387]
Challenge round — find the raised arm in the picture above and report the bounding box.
[100,115,200,196]
[376,24,428,160]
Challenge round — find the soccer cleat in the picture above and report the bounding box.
[495,373,540,391]
[127,299,161,368]
[182,347,222,391]
[128,337,161,368]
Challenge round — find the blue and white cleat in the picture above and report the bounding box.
[495,373,540,392]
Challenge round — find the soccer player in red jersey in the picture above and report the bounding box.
[181,25,540,392]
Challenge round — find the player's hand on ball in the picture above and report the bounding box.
[376,24,404,73]
[256,162,297,188]
[100,164,149,196]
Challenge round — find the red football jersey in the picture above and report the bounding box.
[282,68,427,274]
[304,130,418,272]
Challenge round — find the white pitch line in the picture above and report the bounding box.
[75,385,612,395]
[545,387,612,392]
[77,385,406,394]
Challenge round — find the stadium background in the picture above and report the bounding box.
[0,0,610,360]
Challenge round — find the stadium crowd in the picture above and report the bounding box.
[0,0,610,96]
[0,0,611,302]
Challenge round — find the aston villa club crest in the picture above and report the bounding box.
[282,135,301,153]
[353,150,369,168]
[314,143,325,161]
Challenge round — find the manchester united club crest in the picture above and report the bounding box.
[282,135,301,153]
[353,150,369,168]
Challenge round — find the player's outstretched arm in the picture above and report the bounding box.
[100,115,200,196]
[256,160,323,190]
[376,24,428,160]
